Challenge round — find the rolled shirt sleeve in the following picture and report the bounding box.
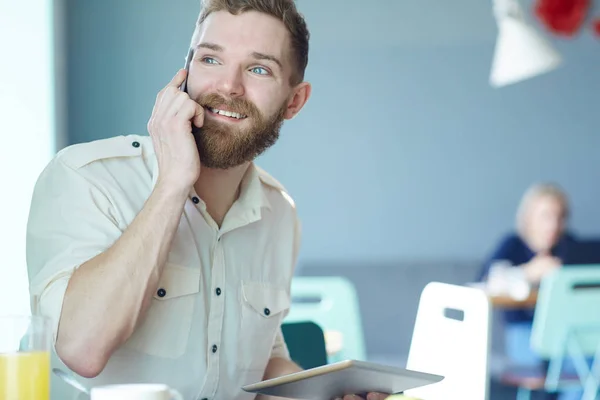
[270,327,291,360]
[26,157,122,342]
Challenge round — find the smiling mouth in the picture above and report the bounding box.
[207,107,247,120]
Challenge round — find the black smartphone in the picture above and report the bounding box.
[180,48,203,136]
[180,47,194,93]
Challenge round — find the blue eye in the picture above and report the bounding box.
[251,66,269,75]
[202,57,218,65]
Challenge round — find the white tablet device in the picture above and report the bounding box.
[242,360,444,400]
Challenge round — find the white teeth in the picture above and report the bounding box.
[208,107,246,119]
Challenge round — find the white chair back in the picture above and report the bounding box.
[405,282,491,400]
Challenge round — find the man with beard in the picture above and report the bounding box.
[26,1,388,400]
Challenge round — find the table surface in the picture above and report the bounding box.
[489,290,538,309]
[467,282,538,309]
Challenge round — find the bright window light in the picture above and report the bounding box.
[0,0,57,317]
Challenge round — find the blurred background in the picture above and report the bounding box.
[2,0,600,398]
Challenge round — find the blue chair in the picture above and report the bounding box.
[514,265,600,400]
[284,276,367,362]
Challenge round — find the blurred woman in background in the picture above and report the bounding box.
[479,183,576,399]
[480,182,573,287]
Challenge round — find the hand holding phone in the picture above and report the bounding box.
[146,52,203,190]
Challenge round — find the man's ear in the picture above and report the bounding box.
[284,81,311,120]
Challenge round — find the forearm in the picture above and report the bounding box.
[263,356,302,379]
[255,357,303,400]
[522,260,547,284]
[56,181,189,377]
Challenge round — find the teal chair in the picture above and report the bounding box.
[514,265,600,400]
[281,321,328,369]
[284,276,367,362]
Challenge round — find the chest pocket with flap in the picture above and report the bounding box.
[123,263,201,359]
[238,281,291,369]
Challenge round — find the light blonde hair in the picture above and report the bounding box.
[191,0,310,85]
[515,182,570,238]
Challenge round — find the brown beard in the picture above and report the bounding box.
[193,92,287,169]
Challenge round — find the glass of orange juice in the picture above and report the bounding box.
[0,315,51,400]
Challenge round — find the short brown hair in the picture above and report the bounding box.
[193,0,309,85]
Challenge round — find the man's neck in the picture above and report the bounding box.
[194,162,251,227]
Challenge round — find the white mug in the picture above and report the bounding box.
[90,383,183,400]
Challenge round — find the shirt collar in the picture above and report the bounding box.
[149,151,271,215]
[238,163,271,213]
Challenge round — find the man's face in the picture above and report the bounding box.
[187,10,310,169]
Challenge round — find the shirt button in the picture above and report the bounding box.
[212,344,218,353]
[157,288,166,298]
[216,288,222,296]
[264,308,270,316]
[192,197,200,204]
[131,141,140,148]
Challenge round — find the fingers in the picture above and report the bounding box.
[333,395,354,400]
[334,392,390,400]
[154,69,188,114]
[159,83,202,123]
[367,393,390,400]
[169,68,187,88]
[148,68,203,137]
[192,102,205,128]
[177,99,204,128]
[166,90,192,117]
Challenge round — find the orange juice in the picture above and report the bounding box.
[0,351,50,400]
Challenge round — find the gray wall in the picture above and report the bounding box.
[65,0,600,265]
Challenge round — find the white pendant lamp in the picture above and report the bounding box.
[490,0,563,87]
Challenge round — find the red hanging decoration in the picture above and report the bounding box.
[594,19,600,36]
[534,0,591,36]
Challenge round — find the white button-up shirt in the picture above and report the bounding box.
[26,135,301,400]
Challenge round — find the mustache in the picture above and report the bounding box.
[197,93,261,119]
